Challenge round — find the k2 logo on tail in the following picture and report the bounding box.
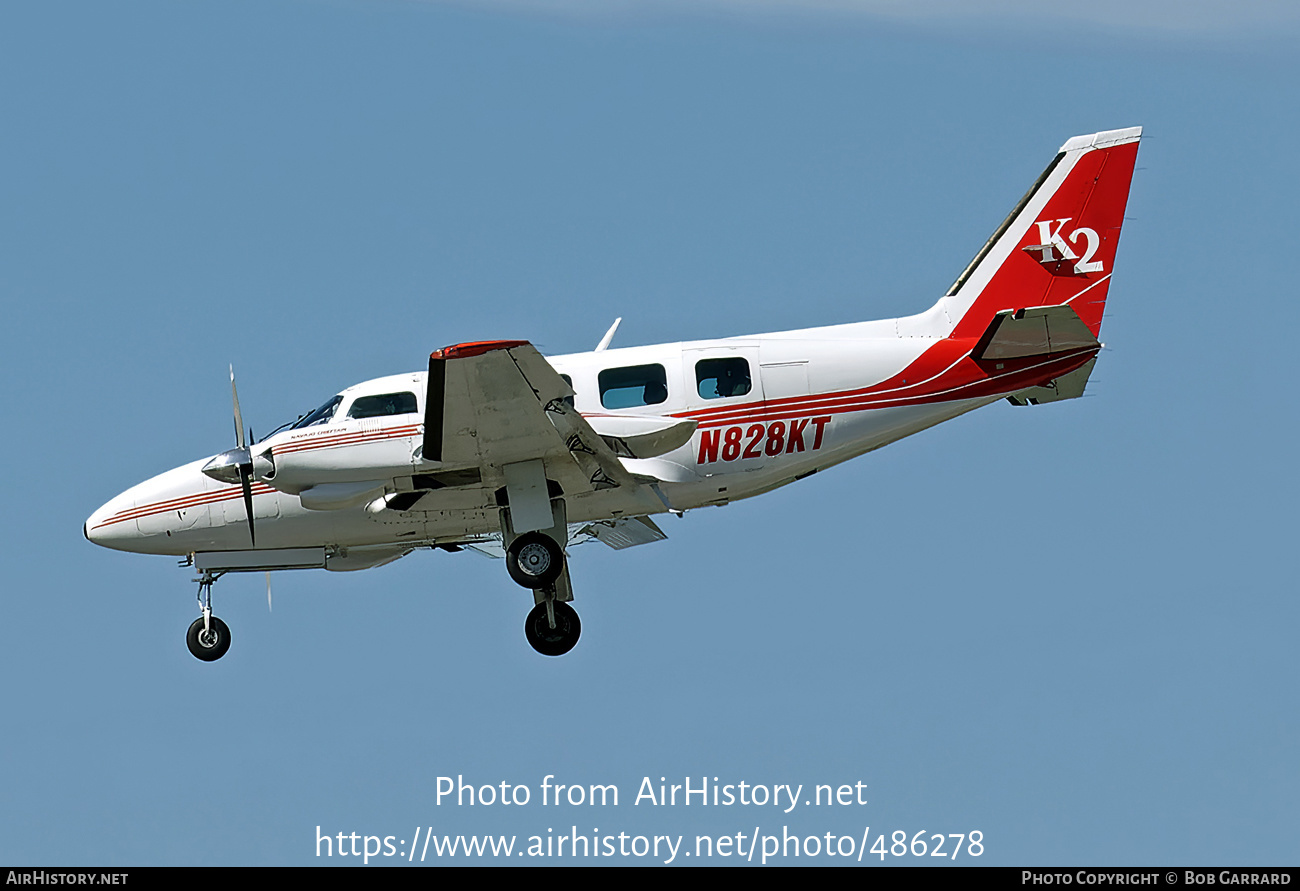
[1024,218,1103,274]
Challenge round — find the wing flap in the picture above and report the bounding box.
[579,516,668,550]
[543,400,642,490]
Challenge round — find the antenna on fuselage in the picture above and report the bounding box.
[595,317,622,352]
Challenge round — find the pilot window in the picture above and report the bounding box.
[347,391,418,420]
[559,374,576,409]
[696,357,752,400]
[599,364,668,409]
[291,395,343,429]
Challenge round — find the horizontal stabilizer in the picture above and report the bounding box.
[1007,357,1097,406]
[973,304,1099,361]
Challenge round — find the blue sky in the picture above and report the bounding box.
[2,0,1297,866]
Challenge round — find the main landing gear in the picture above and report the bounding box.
[188,572,232,662]
[524,600,581,657]
[505,529,580,657]
[506,532,564,589]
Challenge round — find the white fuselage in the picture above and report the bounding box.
[85,316,1006,559]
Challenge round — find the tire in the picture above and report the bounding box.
[506,532,564,589]
[187,616,232,662]
[524,601,581,657]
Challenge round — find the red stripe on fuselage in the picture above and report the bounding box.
[93,482,278,529]
[275,424,420,455]
[674,338,1094,429]
[95,422,422,530]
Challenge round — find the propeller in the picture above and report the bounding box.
[200,366,261,546]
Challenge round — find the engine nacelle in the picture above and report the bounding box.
[262,420,419,494]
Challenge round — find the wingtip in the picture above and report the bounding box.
[430,340,531,361]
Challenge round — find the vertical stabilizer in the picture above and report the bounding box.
[933,127,1141,341]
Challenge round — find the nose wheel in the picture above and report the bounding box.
[187,572,232,662]
[187,615,231,661]
[525,600,581,657]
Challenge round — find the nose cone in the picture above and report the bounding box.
[84,490,143,552]
[86,457,231,556]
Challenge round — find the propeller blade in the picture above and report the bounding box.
[238,462,256,546]
[230,365,246,450]
[266,572,272,613]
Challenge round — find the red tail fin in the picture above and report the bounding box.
[941,127,1141,341]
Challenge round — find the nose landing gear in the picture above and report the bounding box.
[187,615,231,661]
[188,572,232,662]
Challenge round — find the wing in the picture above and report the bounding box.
[422,340,664,532]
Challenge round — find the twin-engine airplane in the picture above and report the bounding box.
[86,127,1141,660]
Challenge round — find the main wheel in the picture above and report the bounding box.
[186,616,232,662]
[524,601,581,657]
[506,532,564,589]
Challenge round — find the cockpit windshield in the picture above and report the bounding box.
[290,395,343,430]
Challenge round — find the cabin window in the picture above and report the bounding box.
[559,374,576,409]
[291,395,343,429]
[696,357,752,399]
[347,391,418,420]
[599,364,668,409]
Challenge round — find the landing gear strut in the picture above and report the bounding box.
[500,493,580,656]
[188,573,232,662]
